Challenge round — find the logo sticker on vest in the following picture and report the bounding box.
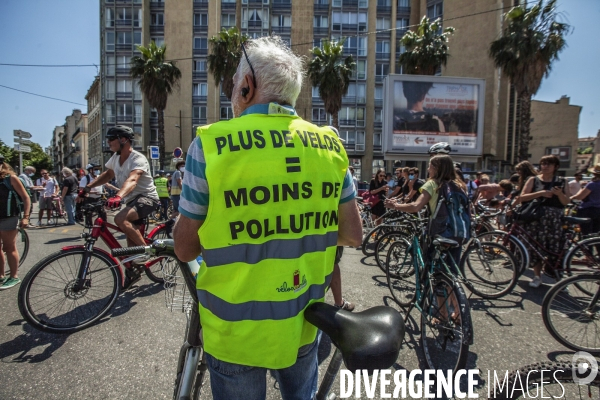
[276,270,307,293]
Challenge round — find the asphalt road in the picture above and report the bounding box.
[0,216,585,400]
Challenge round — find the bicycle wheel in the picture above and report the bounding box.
[476,230,529,276]
[541,273,600,355]
[362,225,392,257]
[144,226,172,283]
[420,273,472,373]
[563,237,600,277]
[174,316,205,400]
[17,248,121,334]
[386,239,416,307]
[460,241,518,299]
[488,361,600,399]
[375,230,409,273]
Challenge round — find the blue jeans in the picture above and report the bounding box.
[64,194,76,224]
[159,197,170,219]
[206,335,319,400]
[171,195,180,214]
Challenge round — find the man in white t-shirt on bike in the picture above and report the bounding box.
[79,126,160,249]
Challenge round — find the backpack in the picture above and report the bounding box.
[428,181,471,242]
[1,176,24,218]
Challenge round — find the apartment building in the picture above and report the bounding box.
[85,76,104,166]
[99,0,571,180]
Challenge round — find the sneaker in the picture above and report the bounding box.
[0,277,21,290]
[36,221,43,227]
[529,276,542,288]
[335,299,355,312]
[0,277,7,284]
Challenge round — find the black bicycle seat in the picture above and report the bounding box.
[304,302,404,373]
[563,216,591,225]
[433,236,460,248]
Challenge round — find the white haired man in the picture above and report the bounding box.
[173,36,362,400]
[60,167,79,225]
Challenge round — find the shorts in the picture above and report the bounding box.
[334,246,344,264]
[39,196,53,210]
[126,195,160,223]
[0,216,19,231]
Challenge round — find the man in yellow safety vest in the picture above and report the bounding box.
[173,36,362,400]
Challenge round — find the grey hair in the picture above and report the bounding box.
[238,36,304,107]
[62,167,74,176]
[24,166,35,172]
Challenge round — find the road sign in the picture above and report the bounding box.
[173,147,183,158]
[14,144,32,153]
[149,146,160,160]
[172,158,184,163]
[13,130,32,139]
[14,138,32,146]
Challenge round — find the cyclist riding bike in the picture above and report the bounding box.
[79,126,160,252]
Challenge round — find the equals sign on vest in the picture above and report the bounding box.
[286,157,301,173]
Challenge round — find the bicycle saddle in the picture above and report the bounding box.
[432,236,460,248]
[304,302,404,373]
[563,216,591,225]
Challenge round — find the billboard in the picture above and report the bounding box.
[383,75,486,158]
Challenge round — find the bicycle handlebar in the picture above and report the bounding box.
[112,246,147,257]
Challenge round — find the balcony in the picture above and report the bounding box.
[116,67,130,75]
[375,75,385,82]
[376,52,390,60]
[271,26,291,34]
[193,118,207,126]
[397,6,410,15]
[192,95,207,102]
[116,115,133,123]
[117,92,133,99]
[193,48,208,55]
[314,2,329,11]
[374,121,383,128]
[194,25,208,33]
[374,99,383,107]
[221,2,236,9]
[116,43,132,51]
[377,5,392,13]
[116,19,132,27]
[150,25,164,34]
[149,1,164,10]
[193,71,207,79]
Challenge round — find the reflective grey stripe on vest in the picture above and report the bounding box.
[202,231,338,266]
[197,272,333,322]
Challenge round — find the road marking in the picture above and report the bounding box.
[62,229,69,233]
[49,229,56,233]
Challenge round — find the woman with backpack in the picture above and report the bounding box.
[0,155,31,290]
[518,155,570,288]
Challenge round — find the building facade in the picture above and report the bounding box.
[52,125,65,174]
[86,76,104,166]
[98,0,578,181]
[62,109,89,172]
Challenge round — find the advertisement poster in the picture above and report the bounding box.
[383,75,485,158]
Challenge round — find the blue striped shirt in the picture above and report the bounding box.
[180,127,355,221]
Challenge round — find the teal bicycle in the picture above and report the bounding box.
[386,232,474,373]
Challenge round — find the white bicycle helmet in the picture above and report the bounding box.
[428,142,451,155]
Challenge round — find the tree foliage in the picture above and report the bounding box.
[307,39,355,130]
[207,27,249,100]
[398,16,455,75]
[130,41,182,169]
[489,0,570,161]
[0,139,52,179]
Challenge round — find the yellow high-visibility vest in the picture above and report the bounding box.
[154,177,169,198]
[196,105,348,369]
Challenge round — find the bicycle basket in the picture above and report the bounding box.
[162,261,193,314]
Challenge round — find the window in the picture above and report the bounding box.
[150,109,158,119]
[193,106,207,120]
[243,9,268,29]
[106,104,116,123]
[134,104,142,124]
[376,40,390,54]
[356,60,367,79]
[313,38,325,49]
[106,32,115,51]
[151,37,164,47]
[134,32,142,46]
[134,83,141,100]
[117,55,130,70]
[272,15,291,27]
[312,108,327,123]
[315,0,329,4]
[374,133,382,147]
[193,60,207,72]
[117,32,132,44]
[314,15,328,28]
[359,0,368,7]
[193,83,207,96]
[375,63,389,77]
[220,107,234,120]
[194,37,208,49]
[134,9,142,27]
[376,17,390,30]
[375,86,383,100]
[377,0,391,6]
[106,80,115,100]
[332,0,341,6]
[106,56,115,75]
[117,103,133,118]
[344,37,367,56]
[222,14,235,27]
[312,87,320,98]
[339,107,365,126]
[427,2,443,19]
[117,8,132,24]
[117,80,132,93]
[346,83,366,102]
[151,13,164,26]
[374,109,383,123]
[398,0,409,7]
[105,8,114,27]
[151,129,158,142]
[194,13,208,26]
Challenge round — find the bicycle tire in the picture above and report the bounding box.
[17,248,121,334]
[420,273,472,374]
[144,226,172,283]
[174,315,205,400]
[563,237,600,279]
[488,361,600,399]
[362,225,396,257]
[476,230,529,276]
[541,273,600,355]
[375,230,409,273]
[460,241,518,299]
[386,239,415,307]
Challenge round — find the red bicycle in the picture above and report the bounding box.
[17,200,175,333]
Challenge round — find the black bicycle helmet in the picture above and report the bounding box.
[106,125,135,141]
[428,142,451,155]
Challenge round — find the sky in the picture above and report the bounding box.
[0,0,598,152]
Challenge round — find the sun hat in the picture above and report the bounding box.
[588,164,600,175]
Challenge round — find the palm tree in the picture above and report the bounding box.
[130,41,182,169]
[207,27,249,100]
[489,0,570,161]
[307,39,355,130]
[397,16,455,75]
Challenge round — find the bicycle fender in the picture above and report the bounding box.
[61,245,125,285]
